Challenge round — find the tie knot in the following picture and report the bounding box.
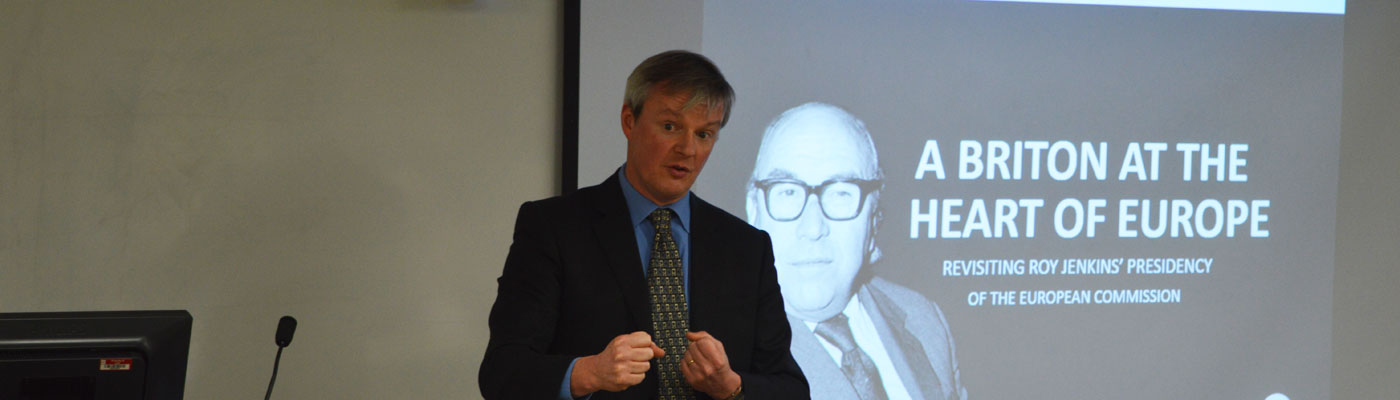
[814,313,859,352]
[649,208,674,228]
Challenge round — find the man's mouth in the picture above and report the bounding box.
[667,165,691,177]
[787,258,833,267]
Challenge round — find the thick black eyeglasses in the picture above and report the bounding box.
[752,178,881,222]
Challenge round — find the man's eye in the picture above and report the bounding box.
[697,131,712,139]
[662,123,676,131]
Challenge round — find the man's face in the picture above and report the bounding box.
[621,86,724,205]
[748,114,878,323]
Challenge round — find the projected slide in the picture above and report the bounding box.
[579,1,1341,399]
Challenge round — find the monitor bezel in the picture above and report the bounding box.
[0,310,193,400]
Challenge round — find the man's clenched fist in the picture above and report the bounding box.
[571,331,666,396]
[680,331,742,399]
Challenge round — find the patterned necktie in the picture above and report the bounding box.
[815,313,889,400]
[648,208,694,400]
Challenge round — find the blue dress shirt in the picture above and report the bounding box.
[617,165,693,292]
[558,166,693,399]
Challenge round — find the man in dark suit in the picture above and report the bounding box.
[480,50,808,400]
[745,103,966,400]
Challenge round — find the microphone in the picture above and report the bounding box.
[275,316,297,347]
[265,316,297,400]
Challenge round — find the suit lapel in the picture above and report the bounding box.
[589,176,650,331]
[862,283,944,400]
[688,197,718,332]
[787,315,860,399]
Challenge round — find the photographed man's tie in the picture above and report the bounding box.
[816,313,889,400]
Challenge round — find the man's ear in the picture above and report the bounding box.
[745,188,760,225]
[620,105,636,140]
[867,213,883,264]
[867,198,882,257]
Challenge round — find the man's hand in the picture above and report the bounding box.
[571,331,666,396]
[680,331,742,398]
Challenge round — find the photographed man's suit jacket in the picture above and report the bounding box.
[480,175,809,399]
[788,277,966,400]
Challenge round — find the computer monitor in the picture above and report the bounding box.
[0,310,192,400]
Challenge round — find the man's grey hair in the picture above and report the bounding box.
[753,102,885,182]
[624,50,736,127]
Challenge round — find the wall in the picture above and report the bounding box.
[1333,0,1400,398]
[0,1,557,398]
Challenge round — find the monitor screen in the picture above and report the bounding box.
[0,310,192,400]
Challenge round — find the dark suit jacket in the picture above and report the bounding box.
[480,175,808,399]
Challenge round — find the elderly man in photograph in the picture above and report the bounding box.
[480,51,808,400]
[746,102,966,400]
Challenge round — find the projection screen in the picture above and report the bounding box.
[574,1,1342,399]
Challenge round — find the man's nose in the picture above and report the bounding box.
[673,132,698,156]
[795,194,830,240]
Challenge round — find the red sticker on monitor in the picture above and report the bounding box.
[99,358,132,371]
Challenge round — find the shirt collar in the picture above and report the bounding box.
[617,165,691,233]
